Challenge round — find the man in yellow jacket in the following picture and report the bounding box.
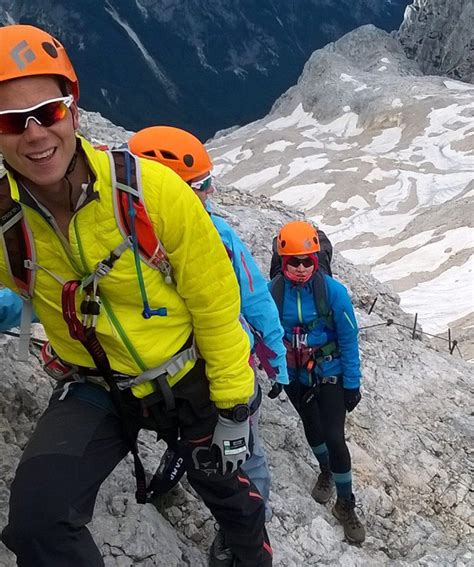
[0,24,272,567]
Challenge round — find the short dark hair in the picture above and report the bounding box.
[57,76,71,97]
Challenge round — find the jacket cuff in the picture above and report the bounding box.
[214,398,250,409]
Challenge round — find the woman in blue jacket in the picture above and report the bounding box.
[129,126,288,565]
[270,220,365,544]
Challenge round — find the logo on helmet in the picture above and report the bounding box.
[303,237,313,250]
[10,40,36,71]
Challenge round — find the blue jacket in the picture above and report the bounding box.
[211,214,289,385]
[0,288,25,332]
[275,274,361,389]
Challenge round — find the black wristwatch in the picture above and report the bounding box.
[219,404,250,423]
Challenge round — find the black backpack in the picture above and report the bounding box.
[269,228,333,279]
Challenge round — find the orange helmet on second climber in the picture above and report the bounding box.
[277,221,320,256]
[129,126,212,182]
[0,24,79,100]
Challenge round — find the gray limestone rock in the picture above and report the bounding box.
[398,0,474,83]
[1,169,472,564]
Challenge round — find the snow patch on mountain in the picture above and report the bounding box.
[207,24,474,357]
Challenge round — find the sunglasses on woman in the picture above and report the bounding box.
[189,173,213,192]
[0,95,74,135]
[286,256,314,268]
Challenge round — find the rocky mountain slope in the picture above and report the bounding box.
[0,0,411,139]
[398,0,474,83]
[206,24,474,360]
[0,165,472,565]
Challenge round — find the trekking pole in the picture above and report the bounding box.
[368,296,378,315]
[412,313,418,340]
[359,322,391,330]
[449,339,458,356]
[448,328,452,353]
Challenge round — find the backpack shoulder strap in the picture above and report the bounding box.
[109,149,171,281]
[0,175,36,360]
[311,271,334,331]
[0,176,36,298]
[269,273,285,318]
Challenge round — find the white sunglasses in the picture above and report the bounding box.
[0,95,74,134]
[189,173,213,192]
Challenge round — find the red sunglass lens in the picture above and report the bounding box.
[35,101,68,127]
[0,113,25,135]
[0,101,68,135]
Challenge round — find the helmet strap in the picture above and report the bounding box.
[64,139,80,212]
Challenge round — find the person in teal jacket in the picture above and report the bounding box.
[270,220,366,545]
[0,288,26,332]
[129,126,288,567]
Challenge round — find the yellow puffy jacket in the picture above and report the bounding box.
[0,137,253,408]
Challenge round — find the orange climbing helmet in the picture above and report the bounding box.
[0,24,79,100]
[128,126,212,182]
[277,220,320,256]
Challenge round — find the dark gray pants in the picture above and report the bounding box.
[2,363,272,566]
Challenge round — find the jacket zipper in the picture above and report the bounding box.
[297,288,303,324]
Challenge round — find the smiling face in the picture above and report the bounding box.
[0,75,77,188]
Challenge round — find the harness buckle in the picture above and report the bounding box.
[41,341,79,380]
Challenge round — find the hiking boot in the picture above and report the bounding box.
[332,494,366,544]
[209,528,235,567]
[311,470,334,504]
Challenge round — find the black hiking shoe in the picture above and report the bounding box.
[332,494,366,544]
[311,470,334,504]
[209,527,235,567]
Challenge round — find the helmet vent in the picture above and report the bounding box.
[160,150,179,161]
[183,154,194,167]
[41,42,58,59]
[143,150,157,157]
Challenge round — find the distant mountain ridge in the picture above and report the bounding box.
[0,0,411,139]
[207,24,474,358]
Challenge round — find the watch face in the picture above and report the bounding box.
[234,404,250,422]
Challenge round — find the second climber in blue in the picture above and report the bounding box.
[269,220,366,544]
